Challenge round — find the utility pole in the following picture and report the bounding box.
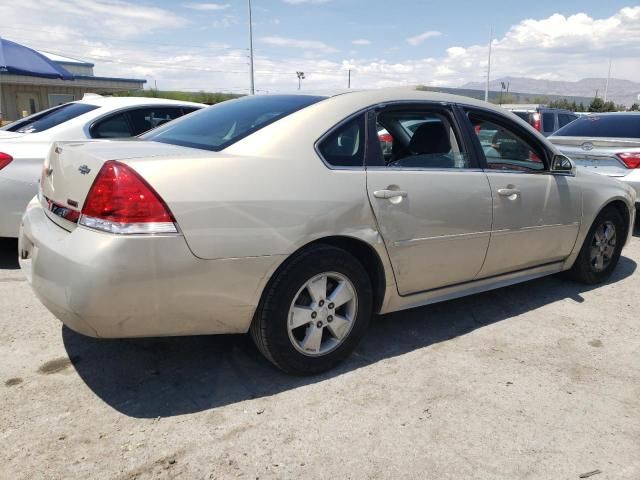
[248,0,255,95]
[348,69,351,89]
[603,55,612,103]
[484,27,492,102]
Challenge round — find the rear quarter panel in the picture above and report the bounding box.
[125,98,387,261]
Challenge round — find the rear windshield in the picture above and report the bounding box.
[2,103,99,133]
[142,95,326,151]
[553,115,640,139]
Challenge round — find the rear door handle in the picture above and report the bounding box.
[373,189,408,199]
[497,187,521,197]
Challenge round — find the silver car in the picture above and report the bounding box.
[18,90,636,374]
[548,112,640,204]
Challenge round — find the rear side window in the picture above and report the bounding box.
[2,103,99,133]
[553,115,640,139]
[142,95,325,151]
[542,112,555,133]
[91,113,132,138]
[375,109,468,169]
[318,116,365,167]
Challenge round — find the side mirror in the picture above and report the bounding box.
[551,154,576,176]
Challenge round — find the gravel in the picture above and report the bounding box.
[1,233,639,479]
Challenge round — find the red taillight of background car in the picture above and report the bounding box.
[531,113,541,132]
[80,160,177,234]
[0,152,13,170]
[617,152,640,169]
[378,132,393,143]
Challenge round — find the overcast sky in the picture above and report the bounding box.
[1,0,638,93]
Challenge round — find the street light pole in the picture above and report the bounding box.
[248,0,255,95]
[604,55,612,103]
[484,27,492,103]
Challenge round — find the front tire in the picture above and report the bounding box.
[568,206,625,284]
[250,244,372,375]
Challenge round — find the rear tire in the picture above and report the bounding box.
[568,206,625,284]
[250,244,372,375]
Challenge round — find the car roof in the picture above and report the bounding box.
[582,112,640,116]
[72,96,206,108]
[288,88,520,115]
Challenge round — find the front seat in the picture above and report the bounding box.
[392,122,454,168]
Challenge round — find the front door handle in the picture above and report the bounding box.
[497,187,521,197]
[373,189,408,199]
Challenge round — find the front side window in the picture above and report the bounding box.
[91,113,132,138]
[2,102,99,133]
[142,95,325,151]
[469,113,546,171]
[318,116,365,167]
[375,109,468,169]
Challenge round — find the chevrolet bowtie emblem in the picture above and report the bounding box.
[78,165,91,175]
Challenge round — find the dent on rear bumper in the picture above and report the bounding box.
[19,198,285,338]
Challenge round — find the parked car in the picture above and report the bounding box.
[0,95,204,238]
[501,104,578,136]
[548,113,640,204]
[19,91,635,374]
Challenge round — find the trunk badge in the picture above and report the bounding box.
[581,142,594,151]
[78,165,91,175]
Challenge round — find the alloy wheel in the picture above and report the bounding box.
[589,220,617,272]
[287,272,358,357]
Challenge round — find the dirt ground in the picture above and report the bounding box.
[1,232,639,480]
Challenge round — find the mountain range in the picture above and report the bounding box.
[461,77,640,106]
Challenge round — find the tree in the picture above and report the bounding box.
[630,103,639,111]
[589,97,606,112]
[577,102,586,112]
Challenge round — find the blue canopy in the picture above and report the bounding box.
[0,38,73,80]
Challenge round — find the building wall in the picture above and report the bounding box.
[0,77,144,121]
[1,83,91,120]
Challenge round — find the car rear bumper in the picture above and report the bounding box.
[19,197,285,338]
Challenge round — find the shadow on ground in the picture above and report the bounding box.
[0,238,19,269]
[62,255,636,418]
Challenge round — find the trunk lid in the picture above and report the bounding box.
[548,136,640,177]
[41,139,196,231]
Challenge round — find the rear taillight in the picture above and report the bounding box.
[617,153,640,169]
[79,160,177,234]
[531,113,541,132]
[0,152,13,170]
[378,133,393,143]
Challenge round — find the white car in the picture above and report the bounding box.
[0,95,204,238]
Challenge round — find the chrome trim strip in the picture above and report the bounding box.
[393,230,491,247]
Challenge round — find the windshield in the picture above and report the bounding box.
[142,95,326,151]
[553,115,640,139]
[2,103,99,133]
